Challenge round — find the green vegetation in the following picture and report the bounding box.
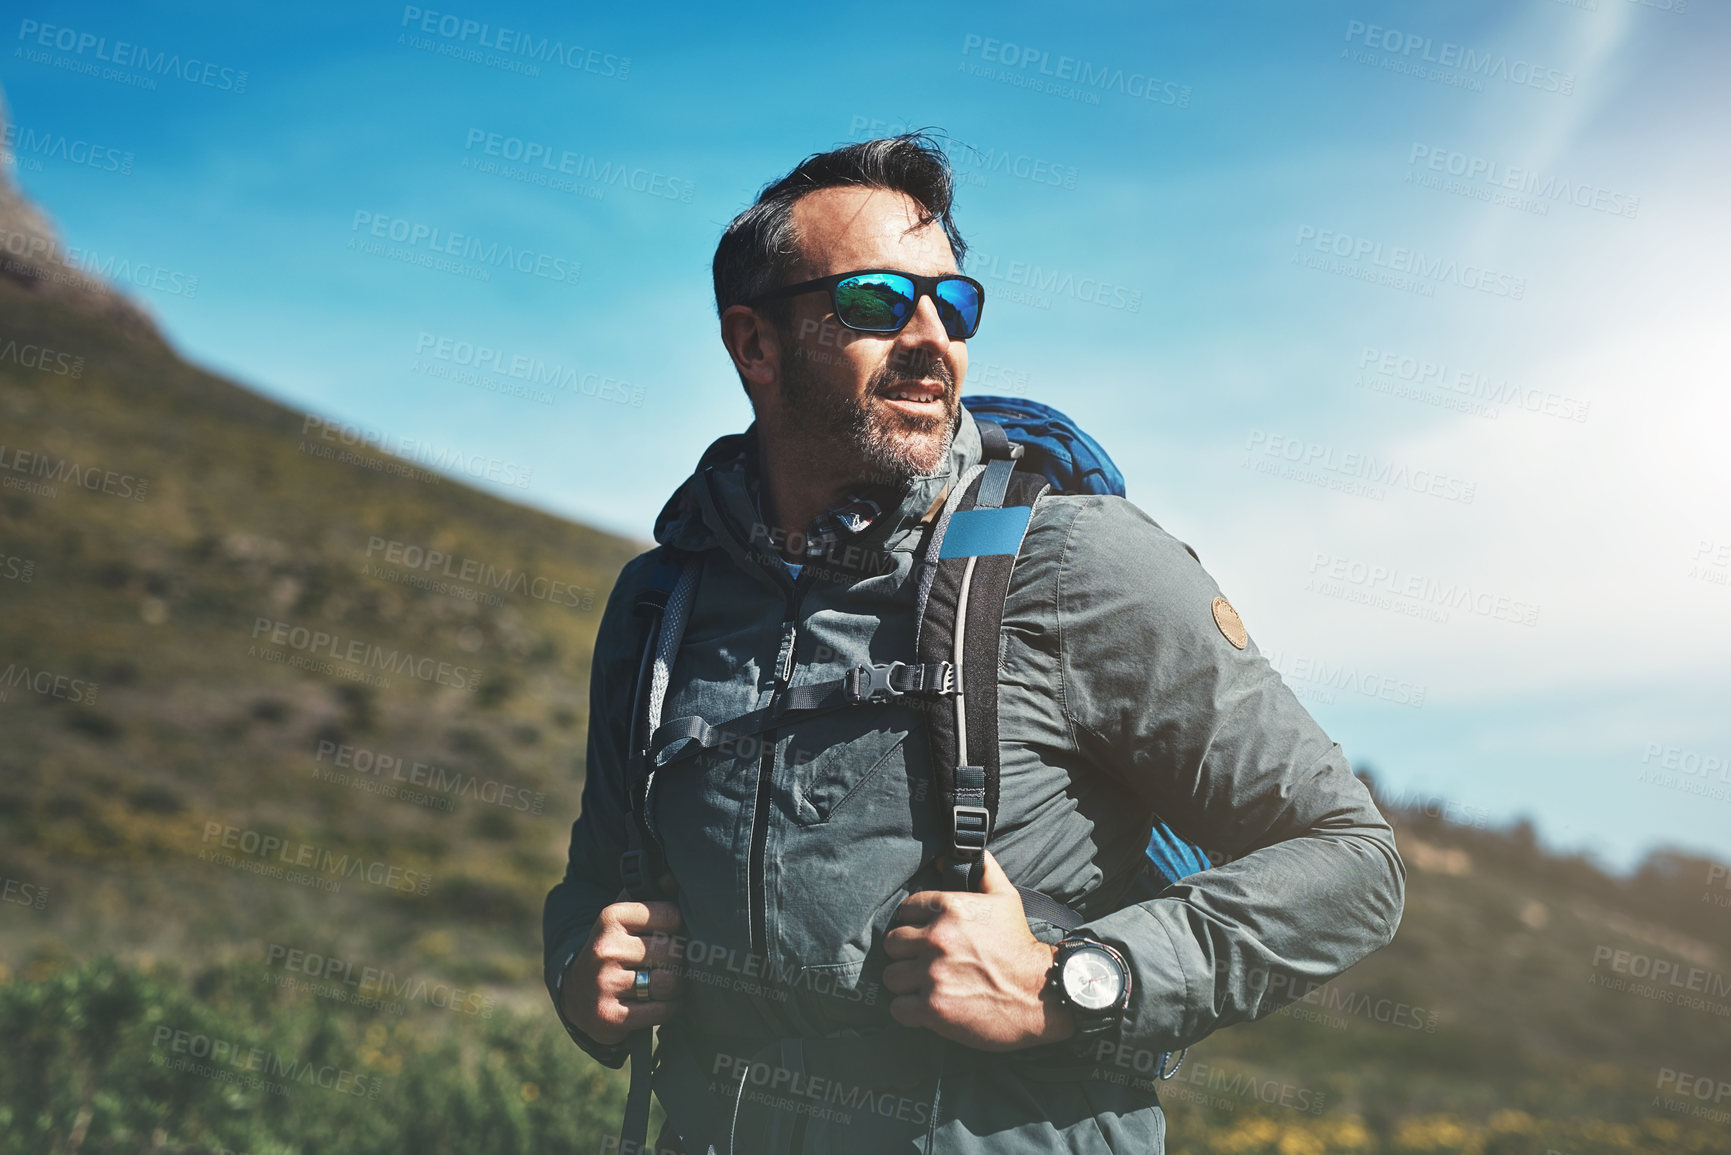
[0,958,630,1155]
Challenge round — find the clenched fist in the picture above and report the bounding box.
[883,851,1075,1052]
[561,888,686,1045]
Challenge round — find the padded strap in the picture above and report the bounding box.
[646,564,699,743]
[913,463,985,652]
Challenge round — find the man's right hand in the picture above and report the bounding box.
[561,889,685,1045]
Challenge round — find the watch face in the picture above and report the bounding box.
[1061,946,1125,1012]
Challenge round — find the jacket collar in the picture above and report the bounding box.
[652,405,985,576]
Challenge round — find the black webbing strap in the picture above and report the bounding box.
[620,562,679,899]
[976,418,1024,464]
[976,454,1017,510]
[648,661,957,768]
[623,1031,654,1152]
[1014,885,1087,930]
[618,557,685,1155]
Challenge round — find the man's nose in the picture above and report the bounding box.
[896,292,953,358]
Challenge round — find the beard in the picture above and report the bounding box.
[777,338,960,486]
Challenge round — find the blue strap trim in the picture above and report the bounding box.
[937,506,1033,559]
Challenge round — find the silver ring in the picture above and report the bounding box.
[632,968,654,1002]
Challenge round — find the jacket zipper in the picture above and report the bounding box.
[748,562,809,958]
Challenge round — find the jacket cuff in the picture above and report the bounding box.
[548,941,631,1070]
[1080,903,1197,1055]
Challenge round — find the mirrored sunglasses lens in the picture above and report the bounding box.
[835,274,916,330]
[934,279,981,337]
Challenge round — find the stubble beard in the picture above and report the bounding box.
[777,338,960,487]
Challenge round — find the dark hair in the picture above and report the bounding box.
[712,133,968,333]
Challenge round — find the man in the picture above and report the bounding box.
[544,134,1405,1154]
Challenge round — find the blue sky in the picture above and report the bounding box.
[6,0,1728,871]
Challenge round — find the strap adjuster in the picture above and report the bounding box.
[951,804,990,855]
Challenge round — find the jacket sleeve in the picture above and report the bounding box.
[1057,497,1406,1054]
[541,552,656,1069]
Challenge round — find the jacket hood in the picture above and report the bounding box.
[651,405,986,565]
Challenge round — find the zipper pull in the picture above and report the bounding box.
[774,620,798,686]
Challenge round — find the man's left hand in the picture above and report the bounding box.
[883,850,1077,1051]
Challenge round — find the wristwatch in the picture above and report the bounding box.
[1047,934,1131,1038]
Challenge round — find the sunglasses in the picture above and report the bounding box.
[747,268,985,340]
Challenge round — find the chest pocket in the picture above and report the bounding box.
[787,705,928,826]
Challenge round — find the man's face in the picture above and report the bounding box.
[768,186,969,485]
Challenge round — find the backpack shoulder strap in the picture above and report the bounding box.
[616,549,696,1155]
[915,424,1049,894]
[620,551,696,900]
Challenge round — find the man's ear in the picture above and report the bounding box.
[721,305,779,403]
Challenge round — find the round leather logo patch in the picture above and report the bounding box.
[1211,596,1248,649]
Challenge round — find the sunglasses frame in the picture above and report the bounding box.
[746,268,986,339]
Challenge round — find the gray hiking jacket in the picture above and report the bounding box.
[544,407,1405,1154]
